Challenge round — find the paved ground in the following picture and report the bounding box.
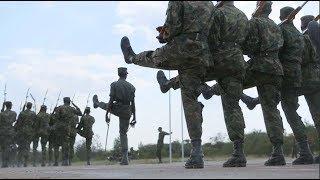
[0,159,318,179]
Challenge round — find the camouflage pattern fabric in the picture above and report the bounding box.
[306,20,320,60]
[48,112,57,165]
[0,109,17,167]
[77,114,95,162]
[15,109,36,167]
[54,104,82,165]
[69,115,79,164]
[33,111,50,166]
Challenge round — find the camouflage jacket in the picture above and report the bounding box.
[279,22,304,87]
[55,104,82,131]
[301,34,319,84]
[35,111,50,136]
[70,115,79,135]
[162,1,214,68]
[15,109,36,135]
[243,15,284,76]
[208,3,248,71]
[157,131,170,145]
[77,114,95,138]
[0,109,17,135]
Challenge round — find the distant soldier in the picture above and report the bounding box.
[15,102,36,167]
[77,107,95,165]
[93,67,136,165]
[156,127,171,163]
[0,101,17,168]
[69,114,79,165]
[54,97,82,166]
[33,105,50,167]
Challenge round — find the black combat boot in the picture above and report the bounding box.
[120,36,136,64]
[314,155,320,164]
[240,94,259,110]
[223,140,247,167]
[199,84,215,100]
[292,141,314,165]
[185,139,204,169]
[264,144,286,166]
[157,70,171,93]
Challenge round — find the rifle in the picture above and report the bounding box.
[215,1,224,8]
[252,1,267,18]
[105,113,111,152]
[71,92,76,103]
[52,90,61,114]
[3,83,7,103]
[42,89,48,105]
[30,93,36,113]
[22,88,30,111]
[303,14,320,34]
[279,1,308,26]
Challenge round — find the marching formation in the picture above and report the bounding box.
[0,0,319,171]
[120,1,319,169]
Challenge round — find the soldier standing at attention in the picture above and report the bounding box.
[93,67,136,165]
[0,101,17,168]
[15,102,36,167]
[156,127,171,163]
[77,107,95,165]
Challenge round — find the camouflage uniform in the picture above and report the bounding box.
[156,129,170,163]
[151,2,248,168]
[277,7,315,165]
[300,16,320,163]
[48,110,58,166]
[122,1,233,168]
[77,109,95,165]
[0,103,17,168]
[54,100,82,166]
[33,108,50,167]
[15,105,36,167]
[69,115,79,165]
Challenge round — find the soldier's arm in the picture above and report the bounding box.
[242,19,259,56]
[1,102,5,112]
[162,1,184,42]
[77,117,84,130]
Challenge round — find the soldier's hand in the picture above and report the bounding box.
[130,119,136,127]
[156,35,166,44]
[156,26,163,32]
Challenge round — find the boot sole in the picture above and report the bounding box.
[184,164,204,169]
[120,36,133,64]
[264,162,286,166]
[223,163,246,167]
[292,161,314,165]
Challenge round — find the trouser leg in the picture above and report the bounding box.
[119,117,129,165]
[32,136,39,166]
[86,137,92,165]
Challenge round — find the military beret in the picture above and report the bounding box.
[280,7,294,18]
[118,67,128,74]
[300,15,315,23]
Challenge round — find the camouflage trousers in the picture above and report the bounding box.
[54,127,70,164]
[16,133,33,166]
[85,136,93,163]
[132,35,216,142]
[48,131,55,165]
[96,102,130,152]
[33,134,49,166]
[69,131,77,163]
[0,134,14,167]
[156,142,163,161]
[281,87,308,143]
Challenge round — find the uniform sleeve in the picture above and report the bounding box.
[73,107,82,116]
[109,82,116,98]
[77,117,84,130]
[242,19,259,56]
[163,1,184,42]
[164,131,170,135]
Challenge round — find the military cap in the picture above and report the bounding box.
[280,6,294,18]
[63,97,71,102]
[118,67,128,75]
[41,105,47,109]
[300,15,315,23]
[85,107,90,111]
[4,101,12,106]
[158,127,162,130]
[27,102,32,106]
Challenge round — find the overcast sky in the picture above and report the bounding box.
[0,1,319,151]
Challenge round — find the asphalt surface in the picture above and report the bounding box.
[0,159,319,179]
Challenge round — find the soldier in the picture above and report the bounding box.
[0,101,17,168]
[54,97,82,166]
[69,114,79,166]
[300,15,320,164]
[48,107,58,166]
[76,107,95,165]
[93,67,136,165]
[32,105,50,167]
[133,1,248,168]
[15,102,36,167]
[156,127,171,163]
[120,1,216,169]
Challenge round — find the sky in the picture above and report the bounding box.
[0,1,319,152]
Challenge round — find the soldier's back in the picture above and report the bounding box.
[111,79,135,104]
